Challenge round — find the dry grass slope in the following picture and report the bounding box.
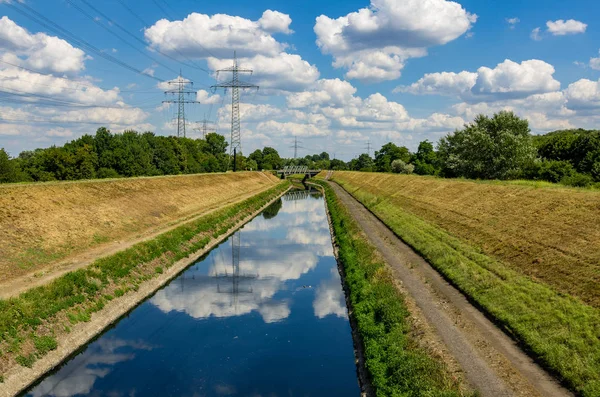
[333,172,600,308]
[0,172,281,284]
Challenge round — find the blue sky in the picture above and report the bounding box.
[0,0,599,159]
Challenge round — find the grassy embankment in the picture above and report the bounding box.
[313,180,470,397]
[0,171,280,284]
[331,171,600,396]
[0,180,289,383]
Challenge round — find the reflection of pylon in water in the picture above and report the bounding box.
[216,231,256,312]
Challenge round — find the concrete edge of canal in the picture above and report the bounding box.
[2,185,292,397]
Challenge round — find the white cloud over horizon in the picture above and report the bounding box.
[314,0,476,82]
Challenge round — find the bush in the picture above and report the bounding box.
[561,173,594,187]
[97,167,121,179]
[539,160,575,183]
[391,159,414,174]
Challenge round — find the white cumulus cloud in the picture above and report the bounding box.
[398,59,560,101]
[314,0,476,82]
[0,16,87,74]
[546,19,587,36]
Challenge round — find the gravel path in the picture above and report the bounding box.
[329,181,571,397]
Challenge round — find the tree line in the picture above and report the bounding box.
[335,111,600,188]
[1,112,599,187]
[0,128,233,183]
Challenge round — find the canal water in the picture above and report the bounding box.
[25,189,360,397]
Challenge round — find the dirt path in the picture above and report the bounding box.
[0,185,274,299]
[329,181,571,397]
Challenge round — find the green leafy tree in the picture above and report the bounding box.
[248,149,264,169]
[0,148,19,183]
[350,153,375,171]
[438,111,536,180]
[205,133,228,156]
[412,140,440,175]
[261,147,283,170]
[374,143,411,172]
[329,159,347,170]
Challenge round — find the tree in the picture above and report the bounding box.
[412,140,440,175]
[438,111,536,180]
[261,147,282,170]
[246,159,258,171]
[329,159,347,170]
[205,133,228,156]
[0,148,19,183]
[375,142,411,172]
[350,153,375,171]
[248,149,263,169]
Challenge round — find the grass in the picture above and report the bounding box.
[313,180,470,397]
[331,172,600,396]
[0,171,282,283]
[0,181,289,373]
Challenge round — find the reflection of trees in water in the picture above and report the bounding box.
[262,197,283,219]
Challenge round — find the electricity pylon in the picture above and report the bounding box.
[163,71,199,138]
[211,52,259,171]
[194,114,215,139]
[291,136,303,159]
[365,140,372,157]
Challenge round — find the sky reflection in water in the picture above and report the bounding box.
[26,189,359,397]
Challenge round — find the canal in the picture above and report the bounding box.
[25,189,360,397]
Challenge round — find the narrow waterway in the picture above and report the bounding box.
[25,189,360,397]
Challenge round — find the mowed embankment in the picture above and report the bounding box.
[331,171,600,396]
[333,172,600,307]
[0,171,280,293]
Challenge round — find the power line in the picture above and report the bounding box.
[65,0,182,78]
[6,1,165,82]
[151,0,175,20]
[79,0,211,77]
[211,52,259,172]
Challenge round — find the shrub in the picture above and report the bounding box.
[539,160,575,183]
[561,173,594,187]
[391,159,414,174]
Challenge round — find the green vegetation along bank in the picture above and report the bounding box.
[0,181,289,395]
[332,172,600,396]
[313,180,471,397]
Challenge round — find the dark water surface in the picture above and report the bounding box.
[26,190,359,397]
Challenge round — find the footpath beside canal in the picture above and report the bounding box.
[1,182,289,397]
[321,180,571,397]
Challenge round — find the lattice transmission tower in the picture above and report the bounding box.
[211,52,259,171]
[194,114,215,139]
[163,72,199,138]
[291,136,303,159]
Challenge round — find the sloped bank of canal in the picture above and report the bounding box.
[23,189,360,397]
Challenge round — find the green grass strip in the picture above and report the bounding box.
[334,178,600,397]
[0,181,289,368]
[313,180,468,397]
